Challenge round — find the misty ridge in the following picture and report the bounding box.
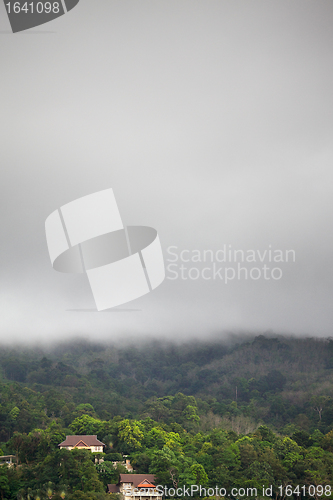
[1,334,333,436]
[1,334,333,498]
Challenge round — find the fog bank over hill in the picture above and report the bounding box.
[1,335,333,436]
[1,0,333,341]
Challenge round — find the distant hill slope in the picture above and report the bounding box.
[1,335,333,437]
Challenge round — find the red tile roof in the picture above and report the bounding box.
[137,480,156,488]
[119,474,156,487]
[58,435,105,447]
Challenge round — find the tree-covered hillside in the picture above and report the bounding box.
[2,335,333,436]
[0,335,333,499]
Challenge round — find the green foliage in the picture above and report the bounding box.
[190,463,208,485]
[0,464,10,499]
[117,420,144,452]
[0,337,333,498]
[69,416,104,436]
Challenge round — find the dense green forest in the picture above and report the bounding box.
[1,335,333,500]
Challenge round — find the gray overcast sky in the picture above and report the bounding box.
[1,0,333,343]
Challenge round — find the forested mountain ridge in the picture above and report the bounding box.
[1,335,333,499]
[1,335,333,438]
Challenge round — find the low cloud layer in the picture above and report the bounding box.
[1,1,333,342]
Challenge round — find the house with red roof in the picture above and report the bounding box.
[58,435,105,453]
[107,474,162,500]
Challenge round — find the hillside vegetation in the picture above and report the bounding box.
[0,335,333,499]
